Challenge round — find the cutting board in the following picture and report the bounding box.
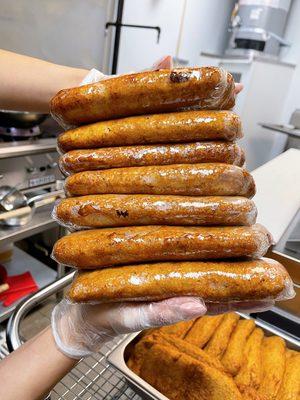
[252,148,300,243]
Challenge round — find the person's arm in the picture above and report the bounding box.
[0,50,242,114]
[0,49,88,112]
[0,296,206,400]
[0,326,76,400]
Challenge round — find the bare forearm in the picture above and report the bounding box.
[0,50,88,112]
[0,326,76,400]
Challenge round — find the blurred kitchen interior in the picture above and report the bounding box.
[0,0,299,355]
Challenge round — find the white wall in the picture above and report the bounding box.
[0,0,113,70]
[178,0,235,66]
[117,0,185,73]
[116,0,235,73]
[281,0,300,122]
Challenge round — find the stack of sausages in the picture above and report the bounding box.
[50,67,294,305]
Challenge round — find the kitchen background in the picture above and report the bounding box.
[0,1,299,398]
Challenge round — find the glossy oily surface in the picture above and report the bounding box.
[53,195,257,229]
[65,163,256,198]
[52,224,273,268]
[68,258,293,303]
[51,67,235,126]
[57,110,242,152]
[59,141,245,175]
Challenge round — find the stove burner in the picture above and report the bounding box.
[0,126,41,141]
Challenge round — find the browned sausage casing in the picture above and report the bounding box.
[51,67,235,126]
[68,258,293,303]
[57,110,242,153]
[65,163,256,198]
[54,195,257,228]
[52,224,273,268]
[59,142,245,175]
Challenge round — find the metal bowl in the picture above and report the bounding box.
[0,186,27,211]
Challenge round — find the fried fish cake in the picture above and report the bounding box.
[204,313,240,358]
[235,328,264,393]
[258,336,286,400]
[184,315,224,348]
[222,319,255,376]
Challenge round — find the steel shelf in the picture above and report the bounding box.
[0,205,56,246]
[0,247,56,322]
[0,138,57,159]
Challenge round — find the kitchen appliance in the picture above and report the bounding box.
[226,0,292,58]
[0,139,61,193]
[0,110,48,142]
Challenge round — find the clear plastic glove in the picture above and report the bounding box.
[51,297,206,359]
[51,296,274,359]
[80,55,173,86]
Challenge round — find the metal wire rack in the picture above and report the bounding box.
[51,338,141,399]
[3,274,143,400]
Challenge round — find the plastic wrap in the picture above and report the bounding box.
[57,110,242,153]
[67,258,295,304]
[51,224,273,269]
[59,142,245,176]
[51,296,206,359]
[52,195,257,230]
[51,67,236,127]
[64,163,256,198]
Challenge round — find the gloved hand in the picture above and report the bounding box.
[51,296,273,359]
[80,55,173,85]
[51,296,206,359]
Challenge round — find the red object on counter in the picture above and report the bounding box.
[0,265,38,307]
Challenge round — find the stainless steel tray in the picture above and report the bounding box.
[108,314,300,400]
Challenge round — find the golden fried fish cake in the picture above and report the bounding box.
[258,336,286,400]
[222,319,255,376]
[184,315,224,348]
[235,328,264,393]
[204,313,240,358]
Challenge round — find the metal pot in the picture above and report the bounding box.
[0,110,48,129]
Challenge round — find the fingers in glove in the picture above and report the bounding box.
[206,300,274,315]
[105,297,207,334]
[235,82,243,95]
[152,55,173,70]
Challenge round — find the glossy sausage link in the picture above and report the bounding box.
[68,258,292,303]
[57,110,242,153]
[53,195,257,229]
[52,224,273,268]
[65,163,256,198]
[51,67,236,126]
[59,142,245,175]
